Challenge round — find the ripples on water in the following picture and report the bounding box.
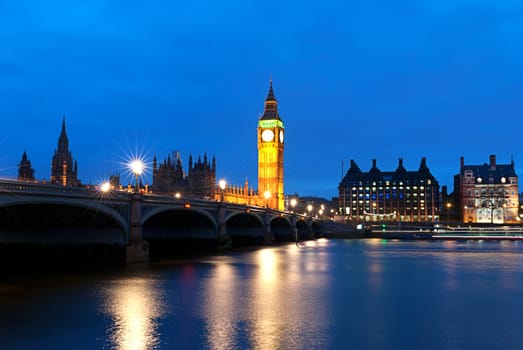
[1,239,523,349]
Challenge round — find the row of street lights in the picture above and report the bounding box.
[99,164,323,219]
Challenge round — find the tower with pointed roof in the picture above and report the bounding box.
[18,151,35,182]
[50,117,79,186]
[258,80,285,210]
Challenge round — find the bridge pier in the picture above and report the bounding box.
[126,193,149,262]
[264,209,275,244]
[217,204,232,250]
[291,214,298,243]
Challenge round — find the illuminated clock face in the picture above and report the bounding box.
[262,129,274,142]
[279,130,284,142]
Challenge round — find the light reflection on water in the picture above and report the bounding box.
[101,276,165,350]
[201,242,330,350]
[2,239,523,349]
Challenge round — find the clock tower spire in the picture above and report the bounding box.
[258,80,285,210]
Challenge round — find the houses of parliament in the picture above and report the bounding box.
[18,117,79,186]
[16,81,287,210]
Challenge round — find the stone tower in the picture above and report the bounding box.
[257,80,285,210]
[50,117,79,186]
[18,151,35,181]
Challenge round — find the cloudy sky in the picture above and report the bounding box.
[1,0,522,198]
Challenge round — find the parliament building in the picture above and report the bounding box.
[50,117,79,186]
[152,153,216,199]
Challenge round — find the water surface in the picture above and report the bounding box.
[1,239,523,349]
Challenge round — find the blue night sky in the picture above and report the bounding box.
[1,0,522,198]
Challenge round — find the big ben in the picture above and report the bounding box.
[258,80,284,210]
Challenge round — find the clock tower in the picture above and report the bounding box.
[258,81,284,210]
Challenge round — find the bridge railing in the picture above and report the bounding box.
[0,179,132,200]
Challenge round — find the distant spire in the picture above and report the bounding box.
[260,79,281,121]
[266,79,276,102]
[57,115,69,151]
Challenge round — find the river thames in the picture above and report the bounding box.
[1,238,523,349]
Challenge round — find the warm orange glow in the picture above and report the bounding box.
[102,278,164,350]
[100,181,111,193]
[184,202,191,208]
[130,159,144,176]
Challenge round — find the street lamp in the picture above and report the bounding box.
[307,204,313,217]
[129,159,144,192]
[100,181,111,194]
[290,198,297,212]
[264,190,271,208]
[218,179,227,201]
[290,198,298,243]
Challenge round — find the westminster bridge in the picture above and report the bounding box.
[0,179,327,263]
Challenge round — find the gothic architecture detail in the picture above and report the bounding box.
[454,155,519,224]
[257,80,285,210]
[50,117,79,186]
[152,152,216,199]
[18,151,35,182]
[338,158,440,222]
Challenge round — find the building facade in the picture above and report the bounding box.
[18,151,35,182]
[257,81,285,210]
[454,155,519,224]
[50,117,79,186]
[152,152,216,199]
[338,158,440,223]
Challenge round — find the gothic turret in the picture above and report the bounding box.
[18,151,35,182]
[50,117,79,186]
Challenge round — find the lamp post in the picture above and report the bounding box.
[290,198,298,243]
[218,179,227,202]
[264,190,271,208]
[290,198,297,213]
[307,204,313,217]
[130,159,144,193]
[100,181,111,194]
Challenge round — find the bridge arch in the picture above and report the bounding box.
[0,198,128,241]
[296,219,309,240]
[142,205,218,228]
[270,216,293,242]
[142,207,218,256]
[225,212,265,247]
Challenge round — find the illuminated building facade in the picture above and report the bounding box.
[338,158,440,222]
[50,117,79,186]
[152,152,216,199]
[257,81,285,210]
[18,151,35,182]
[454,155,519,224]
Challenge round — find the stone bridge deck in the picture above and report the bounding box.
[0,179,325,263]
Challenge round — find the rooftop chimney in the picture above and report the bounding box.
[460,156,464,170]
[490,154,496,170]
